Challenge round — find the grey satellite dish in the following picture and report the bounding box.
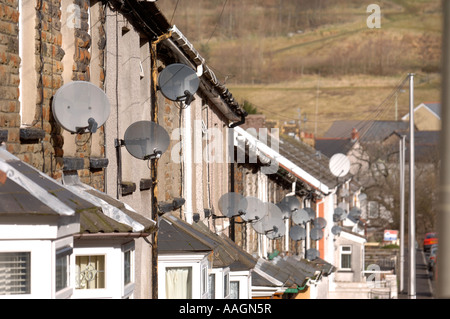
[289,225,306,241]
[331,225,342,236]
[238,196,267,222]
[276,201,291,220]
[306,248,320,261]
[329,153,350,177]
[252,215,274,234]
[348,207,362,222]
[310,227,324,241]
[313,217,327,229]
[158,63,199,105]
[123,121,170,160]
[305,207,316,220]
[292,208,310,225]
[333,206,347,222]
[52,81,110,134]
[218,192,245,218]
[280,195,300,212]
[264,202,286,239]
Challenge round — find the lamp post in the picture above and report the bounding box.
[408,73,416,299]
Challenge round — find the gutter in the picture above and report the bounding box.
[74,232,152,239]
[164,26,246,126]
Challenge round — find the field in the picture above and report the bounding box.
[157,0,442,137]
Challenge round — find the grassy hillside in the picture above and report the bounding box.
[157,0,442,137]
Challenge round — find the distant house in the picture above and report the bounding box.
[402,102,441,131]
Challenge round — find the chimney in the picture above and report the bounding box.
[351,127,359,142]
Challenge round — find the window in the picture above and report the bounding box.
[0,252,31,295]
[75,255,105,289]
[208,274,215,299]
[230,281,240,299]
[165,267,192,299]
[124,250,131,286]
[223,273,229,298]
[201,265,207,296]
[340,246,352,270]
[55,247,72,292]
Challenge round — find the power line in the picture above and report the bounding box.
[207,0,228,44]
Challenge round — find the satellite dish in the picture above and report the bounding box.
[305,207,316,220]
[289,225,306,241]
[348,207,362,220]
[292,208,310,225]
[218,192,245,218]
[306,248,320,261]
[313,217,327,229]
[310,227,324,241]
[333,206,347,222]
[238,196,268,222]
[123,121,170,160]
[329,153,350,177]
[158,63,200,105]
[331,225,342,236]
[280,195,300,212]
[52,81,110,134]
[264,203,286,239]
[276,201,291,219]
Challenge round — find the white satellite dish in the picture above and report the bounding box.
[251,202,286,239]
[329,153,350,177]
[123,121,170,160]
[238,196,268,222]
[158,63,200,106]
[52,81,110,134]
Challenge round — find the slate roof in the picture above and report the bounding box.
[323,120,409,143]
[278,135,340,189]
[0,147,98,217]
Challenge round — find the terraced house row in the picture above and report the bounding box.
[0,1,379,299]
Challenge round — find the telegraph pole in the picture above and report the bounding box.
[399,135,406,293]
[408,73,416,299]
[438,0,450,298]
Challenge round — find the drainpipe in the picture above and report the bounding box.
[150,31,172,300]
[183,102,194,224]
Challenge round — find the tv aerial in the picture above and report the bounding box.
[218,192,246,218]
[329,153,350,177]
[158,63,200,106]
[52,81,111,134]
[121,121,170,161]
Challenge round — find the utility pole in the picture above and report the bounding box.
[399,135,406,293]
[408,73,416,299]
[438,0,450,299]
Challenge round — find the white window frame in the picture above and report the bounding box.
[121,241,135,298]
[340,245,352,271]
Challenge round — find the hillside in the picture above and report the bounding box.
[157,0,442,137]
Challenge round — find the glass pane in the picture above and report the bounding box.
[124,251,131,285]
[0,252,31,295]
[223,274,229,297]
[341,254,352,269]
[209,274,215,299]
[165,267,192,299]
[55,252,69,292]
[230,281,240,299]
[76,255,105,289]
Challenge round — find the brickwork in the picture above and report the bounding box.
[0,0,21,151]
[0,0,107,191]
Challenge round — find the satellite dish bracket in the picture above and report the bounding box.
[75,117,98,134]
[177,90,195,106]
